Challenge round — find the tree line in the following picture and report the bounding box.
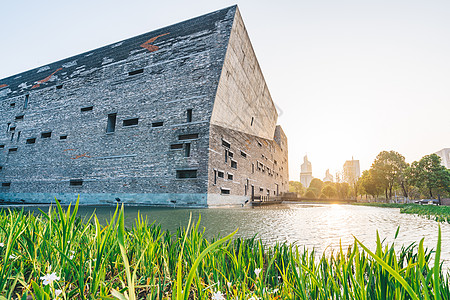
[289,151,450,200]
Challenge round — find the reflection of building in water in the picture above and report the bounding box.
[435,148,450,169]
[323,169,333,182]
[300,155,313,188]
[343,158,360,184]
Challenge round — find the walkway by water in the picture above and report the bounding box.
[13,203,450,265]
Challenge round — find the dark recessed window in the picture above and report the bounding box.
[81,106,93,112]
[0,145,4,149]
[227,173,233,180]
[218,171,224,178]
[10,103,15,107]
[176,170,197,179]
[70,179,83,186]
[184,143,191,157]
[257,141,262,147]
[41,132,52,138]
[15,115,24,120]
[123,118,139,126]
[60,135,68,140]
[8,148,18,153]
[240,151,247,158]
[26,138,36,144]
[24,94,29,109]
[16,131,20,142]
[0,166,2,171]
[251,117,254,126]
[220,188,230,195]
[178,133,198,140]
[10,127,16,132]
[106,113,117,133]
[231,160,237,169]
[10,133,14,141]
[2,182,11,187]
[56,84,63,89]
[170,143,183,149]
[228,151,233,158]
[152,121,163,127]
[128,69,144,76]
[186,109,192,123]
[222,139,230,148]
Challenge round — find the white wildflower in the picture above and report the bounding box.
[211,291,225,300]
[273,288,279,293]
[0,242,4,247]
[254,268,262,277]
[248,296,259,300]
[227,281,232,288]
[55,289,62,297]
[40,272,60,285]
[9,254,16,259]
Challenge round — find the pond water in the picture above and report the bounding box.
[11,203,450,266]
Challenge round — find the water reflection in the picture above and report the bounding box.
[11,203,450,266]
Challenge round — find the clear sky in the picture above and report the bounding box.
[0,0,449,181]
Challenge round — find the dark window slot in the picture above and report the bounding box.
[240,151,247,158]
[128,69,144,76]
[251,117,254,126]
[106,113,117,133]
[186,109,192,122]
[184,143,191,157]
[17,131,21,142]
[26,138,36,144]
[10,133,14,141]
[178,133,198,140]
[41,132,52,138]
[231,160,237,169]
[15,115,24,120]
[218,171,224,178]
[81,106,93,112]
[60,135,68,140]
[222,139,230,148]
[10,127,16,132]
[123,118,139,126]
[56,84,63,89]
[0,145,4,149]
[2,182,11,187]
[227,173,233,180]
[0,166,2,171]
[214,170,217,185]
[176,170,197,179]
[170,143,183,149]
[228,151,233,158]
[220,188,230,195]
[8,148,18,153]
[24,94,29,109]
[152,121,163,127]
[10,103,15,107]
[70,179,83,186]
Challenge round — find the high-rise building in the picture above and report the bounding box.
[323,169,334,182]
[0,6,289,207]
[343,159,360,184]
[300,155,313,188]
[435,148,450,169]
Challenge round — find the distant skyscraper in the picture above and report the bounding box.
[343,159,360,184]
[435,148,450,169]
[300,155,313,188]
[323,169,334,182]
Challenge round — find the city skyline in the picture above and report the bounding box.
[0,0,449,180]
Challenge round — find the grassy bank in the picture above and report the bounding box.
[354,202,450,223]
[0,200,449,299]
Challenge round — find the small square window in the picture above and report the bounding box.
[227,173,233,180]
[10,127,16,132]
[56,84,63,89]
[60,135,68,140]
[231,160,237,169]
[8,148,18,153]
[228,151,234,158]
[26,138,36,144]
[123,118,139,126]
[10,103,15,107]
[41,132,52,138]
[0,145,4,149]
[218,171,224,178]
[222,139,230,148]
[240,151,247,158]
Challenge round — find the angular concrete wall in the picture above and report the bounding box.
[210,8,278,140]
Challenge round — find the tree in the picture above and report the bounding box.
[308,178,323,196]
[289,181,304,195]
[304,189,317,199]
[321,184,337,199]
[371,151,408,200]
[409,154,450,198]
[336,182,350,199]
[358,170,382,199]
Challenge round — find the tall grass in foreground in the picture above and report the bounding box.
[0,200,449,299]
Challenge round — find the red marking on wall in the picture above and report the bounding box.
[70,153,91,160]
[32,68,63,89]
[63,149,75,152]
[140,33,169,52]
[0,84,7,88]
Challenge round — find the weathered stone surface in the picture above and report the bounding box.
[0,6,288,207]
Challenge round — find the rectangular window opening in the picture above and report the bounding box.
[251,117,254,126]
[227,173,233,180]
[218,171,224,178]
[240,151,247,158]
[81,106,93,112]
[60,135,68,140]
[0,166,2,171]
[15,115,24,121]
[10,103,15,107]
[222,139,231,148]
[170,143,183,150]
[8,148,18,153]
[2,182,11,187]
[176,170,197,179]
[224,149,228,163]
[10,127,16,132]
[220,188,230,195]
[231,160,237,169]
[257,141,262,147]
[106,113,117,133]
[186,109,192,123]
[0,145,4,149]
[152,121,163,127]
[123,118,139,127]
[41,132,52,138]
[184,143,191,157]
[128,69,144,76]
[228,151,234,158]
[214,170,217,185]
[26,138,36,144]
[178,133,198,140]
[10,133,14,141]
[24,94,29,109]
[56,84,63,89]
[70,179,83,186]
[17,131,21,142]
